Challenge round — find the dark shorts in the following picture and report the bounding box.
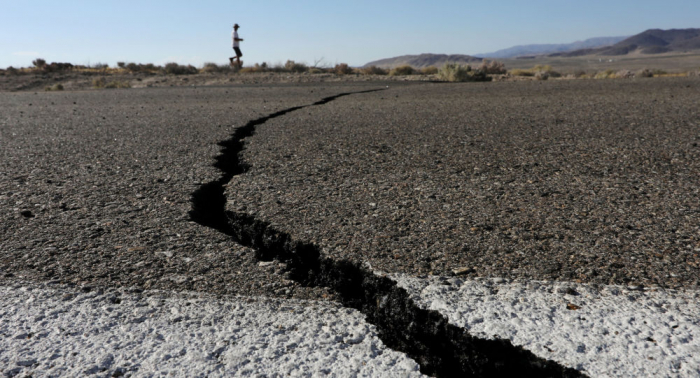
[234,47,242,57]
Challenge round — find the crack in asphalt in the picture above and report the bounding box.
[190,88,584,377]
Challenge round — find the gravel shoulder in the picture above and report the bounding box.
[0,85,370,300]
[226,77,700,289]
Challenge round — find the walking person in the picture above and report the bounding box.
[229,24,244,68]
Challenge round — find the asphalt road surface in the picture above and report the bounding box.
[2,78,699,377]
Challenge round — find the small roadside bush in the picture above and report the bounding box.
[117,62,126,68]
[240,62,270,73]
[572,70,588,78]
[201,62,229,73]
[125,63,140,72]
[164,62,198,75]
[45,84,64,91]
[616,70,634,79]
[438,63,491,82]
[333,63,353,75]
[6,66,19,75]
[420,66,438,75]
[124,63,160,73]
[535,71,550,80]
[594,69,616,79]
[438,63,471,81]
[636,69,654,78]
[32,58,47,68]
[534,65,561,78]
[309,67,325,74]
[362,65,387,75]
[479,60,507,75]
[390,65,415,76]
[285,60,308,73]
[93,78,107,88]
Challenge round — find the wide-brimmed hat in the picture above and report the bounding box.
[234,24,240,28]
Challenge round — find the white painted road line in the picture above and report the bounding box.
[0,283,424,377]
[392,275,700,377]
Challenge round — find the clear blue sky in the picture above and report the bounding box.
[1,0,698,68]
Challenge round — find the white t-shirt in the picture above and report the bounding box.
[232,30,240,48]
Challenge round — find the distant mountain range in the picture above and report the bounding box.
[363,28,700,68]
[552,28,700,57]
[363,54,482,69]
[476,36,628,59]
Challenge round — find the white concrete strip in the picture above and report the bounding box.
[0,282,424,377]
[391,275,700,378]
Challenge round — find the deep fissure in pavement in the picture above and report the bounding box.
[190,89,584,377]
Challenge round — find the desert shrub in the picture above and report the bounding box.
[32,58,46,68]
[535,71,549,80]
[164,62,198,75]
[309,67,325,74]
[572,70,587,78]
[390,65,415,76]
[124,62,160,73]
[92,63,109,70]
[420,66,439,75]
[6,66,19,75]
[143,63,158,73]
[651,69,667,76]
[93,78,106,88]
[240,62,270,73]
[616,70,634,79]
[511,65,560,78]
[362,65,387,75]
[534,65,561,78]
[285,60,308,73]
[437,63,471,81]
[510,68,534,77]
[594,69,616,79]
[117,62,125,68]
[125,63,140,72]
[479,60,507,75]
[201,62,228,73]
[45,84,64,91]
[437,63,492,82]
[333,63,353,75]
[636,69,653,78]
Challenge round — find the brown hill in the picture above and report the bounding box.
[363,54,483,69]
[555,28,700,57]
